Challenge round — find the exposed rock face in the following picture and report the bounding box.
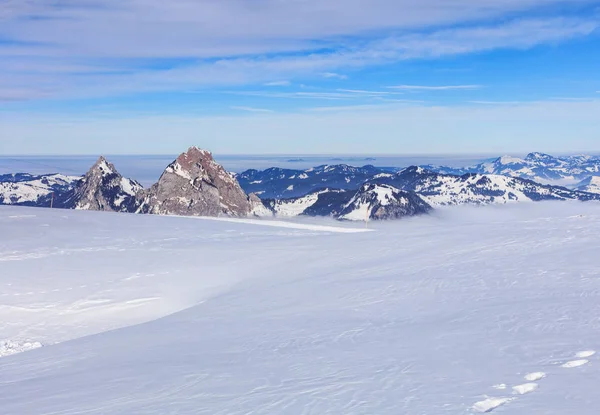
[137,147,253,217]
[64,157,142,212]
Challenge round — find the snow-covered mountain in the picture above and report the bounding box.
[3,150,599,221]
[264,185,431,221]
[0,173,80,206]
[424,152,600,182]
[237,164,391,199]
[137,147,259,217]
[575,176,600,194]
[63,156,143,212]
[338,183,432,221]
[371,166,600,206]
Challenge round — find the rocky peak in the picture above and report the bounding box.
[66,157,142,212]
[90,156,118,176]
[137,146,253,217]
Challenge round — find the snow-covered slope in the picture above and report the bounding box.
[264,185,430,221]
[0,173,80,206]
[338,183,432,221]
[237,164,392,199]
[265,188,352,217]
[576,176,600,194]
[425,152,600,182]
[2,203,600,414]
[374,166,600,207]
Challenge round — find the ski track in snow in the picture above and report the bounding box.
[471,350,596,412]
[2,203,600,414]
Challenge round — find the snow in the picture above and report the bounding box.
[286,184,294,191]
[0,340,43,357]
[472,397,513,412]
[525,372,546,381]
[270,191,322,216]
[561,359,589,368]
[120,177,138,195]
[166,161,193,181]
[0,174,80,205]
[2,202,600,414]
[512,383,538,395]
[499,155,525,165]
[339,200,370,221]
[576,176,600,194]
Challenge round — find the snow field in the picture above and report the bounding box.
[1,202,600,414]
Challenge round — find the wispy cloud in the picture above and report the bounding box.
[337,89,397,95]
[470,100,525,105]
[388,85,482,90]
[264,81,292,86]
[230,106,274,113]
[1,4,598,100]
[228,89,405,100]
[323,72,348,80]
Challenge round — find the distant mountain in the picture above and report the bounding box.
[236,164,393,199]
[423,152,600,182]
[62,157,142,212]
[575,176,600,195]
[370,166,600,206]
[337,184,432,221]
[0,173,80,207]
[137,147,263,217]
[0,148,269,219]
[263,185,431,221]
[3,150,599,222]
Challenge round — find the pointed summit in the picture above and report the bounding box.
[66,157,142,212]
[90,156,118,176]
[137,147,253,217]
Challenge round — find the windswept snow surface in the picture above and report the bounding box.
[1,202,600,414]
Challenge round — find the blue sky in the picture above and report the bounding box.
[1,0,600,155]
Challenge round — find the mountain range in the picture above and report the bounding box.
[1,150,599,221]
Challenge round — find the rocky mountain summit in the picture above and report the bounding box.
[137,147,258,217]
[63,157,142,212]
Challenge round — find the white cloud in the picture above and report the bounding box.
[322,72,348,80]
[230,106,274,113]
[264,81,292,86]
[0,3,598,100]
[389,85,482,90]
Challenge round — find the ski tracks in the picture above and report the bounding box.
[471,350,596,412]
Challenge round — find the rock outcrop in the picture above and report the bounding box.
[137,147,254,217]
[64,157,142,212]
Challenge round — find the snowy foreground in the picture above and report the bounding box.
[1,203,600,414]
